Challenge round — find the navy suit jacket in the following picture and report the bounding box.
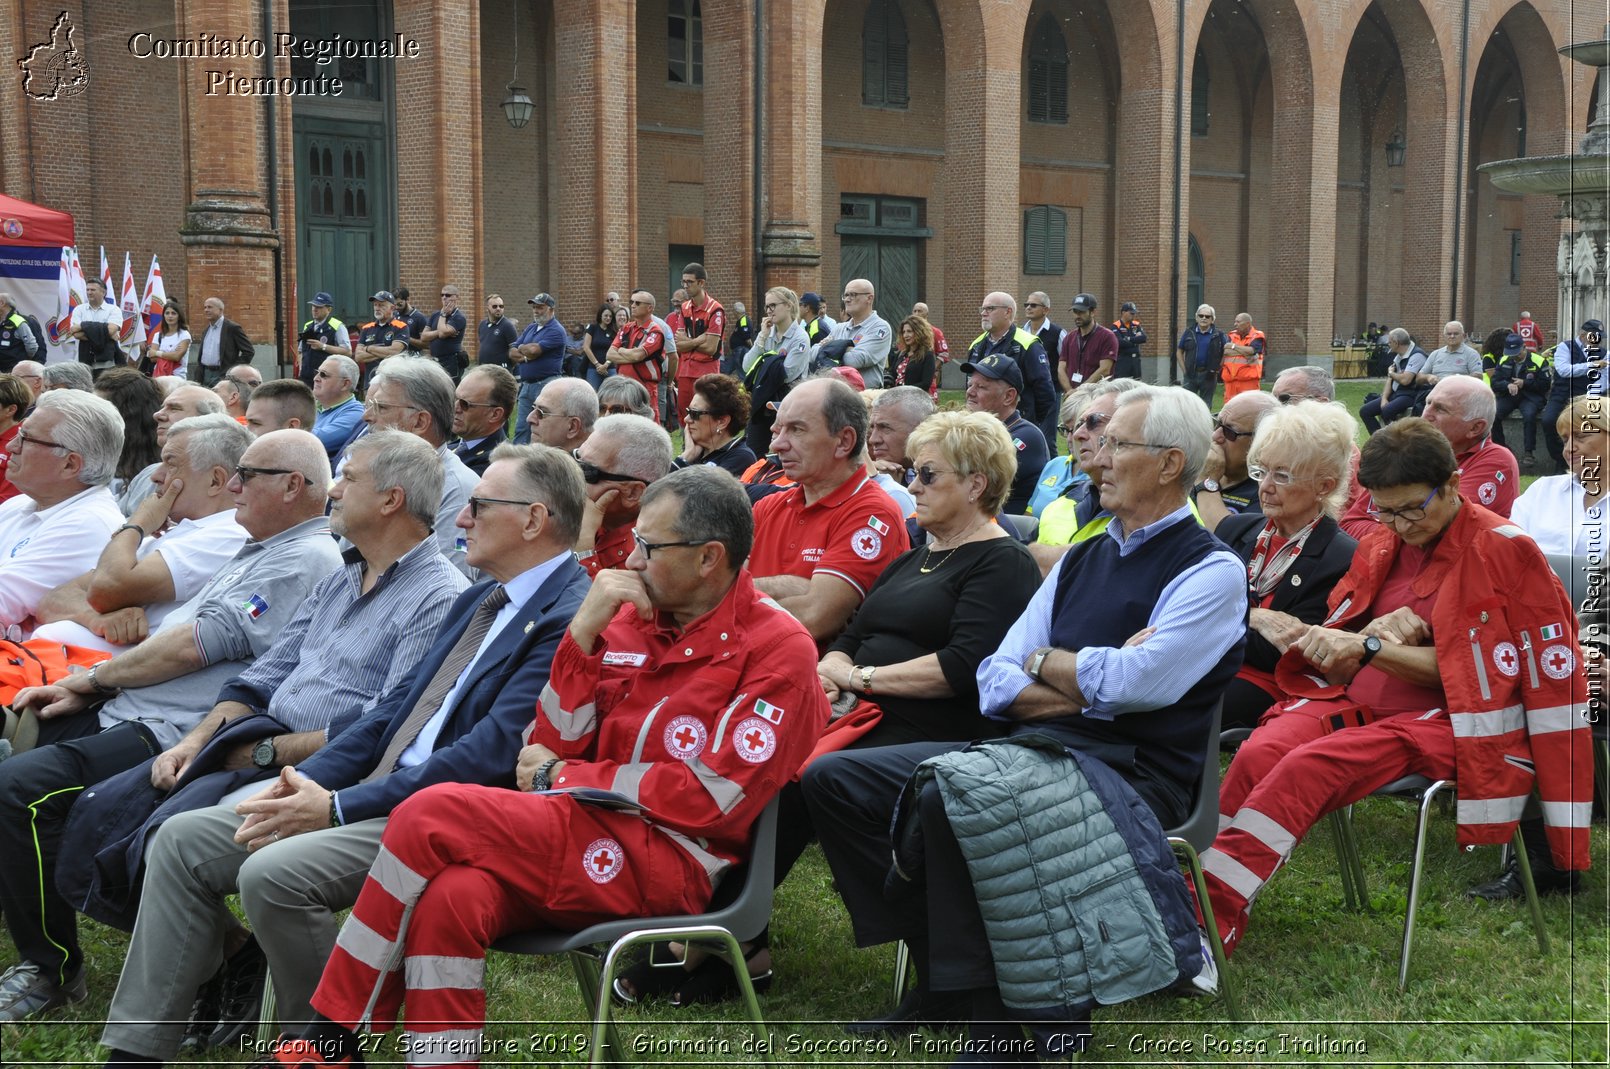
[297,556,591,823]
[454,426,507,477]
[1217,512,1358,672]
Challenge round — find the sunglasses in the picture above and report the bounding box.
[914,465,956,485]
[1212,417,1253,442]
[572,449,640,485]
[234,464,294,483]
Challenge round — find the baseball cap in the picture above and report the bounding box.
[370,290,395,303]
[1070,293,1097,313]
[801,292,823,309]
[1582,319,1604,335]
[1119,301,1138,313]
[1503,333,1525,356]
[959,352,1024,392]
[529,293,556,307]
[310,292,334,307]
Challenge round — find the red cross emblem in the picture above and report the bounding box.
[851,526,883,561]
[662,715,707,760]
[583,838,624,883]
[1492,642,1519,677]
[1541,644,1575,680]
[734,716,777,764]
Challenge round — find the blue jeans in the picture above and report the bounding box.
[514,376,555,445]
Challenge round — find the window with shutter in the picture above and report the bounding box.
[863,0,909,109]
[1023,206,1067,275]
[1027,14,1068,124]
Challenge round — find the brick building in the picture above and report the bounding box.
[0,0,1596,374]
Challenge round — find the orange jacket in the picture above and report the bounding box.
[1221,327,1266,382]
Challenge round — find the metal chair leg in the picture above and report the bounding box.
[567,950,627,1067]
[1509,828,1552,956]
[1328,809,1360,911]
[1171,837,1238,1019]
[1397,779,1451,990]
[256,968,278,1047]
[891,940,911,1005]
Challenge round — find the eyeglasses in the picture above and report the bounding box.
[364,399,419,414]
[979,305,1005,315]
[1070,413,1109,435]
[573,449,640,485]
[631,532,708,560]
[1248,464,1310,486]
[488,303,504,309]
[440,293,456,298]
[233,464,294,483]
[1096,435,1170,455]
[842,291,872,301]
[13,429,66,452]
[681,278,698,287]
[455,398,501,412]
[1276,393,1303,405]
[684,408,714,421]
[466,496,535,518]
[1196,314,1215,320]
[313,370,337,380]
[914,465,956,485]
[1366,486,1441,525]
[1212,417,1253,442]
[763,303,781,311]
[600,404,634,416]
[628,299,651,306]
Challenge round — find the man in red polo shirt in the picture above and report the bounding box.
[674,264,725,420]
[573,414,674,577]
[750,376,909,645]
[609,291,671,395]
[1420,375,1519,515]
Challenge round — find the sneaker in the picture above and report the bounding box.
[207,936,269,1049]
[0,960,88,1021]
[1182,931,1219,997]
[178,962,227,1055]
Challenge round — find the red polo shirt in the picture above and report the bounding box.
[0,422,19,504]
[611,320,667,386]
[677,294,726,375]
[1456,438,1519,518]
[749,466,910,599]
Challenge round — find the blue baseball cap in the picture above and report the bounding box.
[309,292,334,307]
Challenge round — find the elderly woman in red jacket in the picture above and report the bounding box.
[1197,417,1593,958]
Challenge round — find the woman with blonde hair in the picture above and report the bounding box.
[741,285,811,454]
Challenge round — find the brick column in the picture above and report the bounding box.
[1109,3,1172,382]
[939,0,1032,338]
[178,0,279,350]
[554,0,636,302]
[702,0,754,303]
[396,1,483,299]
[757,0,827,295]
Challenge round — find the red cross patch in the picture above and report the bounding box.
[1541,644,1575,681]
[583,838,625,884]
[1491,642,1520,677]
[1478,481,1498,506]
[851,527,883,560]
[663,714,707,761]
[734,716,777,764]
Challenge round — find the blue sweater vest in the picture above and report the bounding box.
[1024,516,1244,824]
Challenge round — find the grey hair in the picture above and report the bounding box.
[490,442,587,545]
[372,358,455,440]
[544,377,599,432]
[249,429,332,498]
[640,466,753,569]
[1246,401,1358,518]
[872,385,936,427]
[323,353,360,389]
[593,413,673,482]
[346,428,445,531]
[1062,375,1143,423]
[1387,327,1411,347]
[596,375,654,418]
[42,363,94,392]
[167,413,253,475]
[169,384,227,417]
[1116,385,1214,490]
[1276,365,1334,402]
[34,390,125,485]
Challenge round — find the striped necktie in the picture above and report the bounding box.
[362,585,510,782]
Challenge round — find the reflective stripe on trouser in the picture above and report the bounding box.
[1199,709,1456,956]
[311,781,708,1067]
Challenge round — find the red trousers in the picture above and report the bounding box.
[676,358,719,421]
[1200,707,1456,955]
[310,783,708,1067]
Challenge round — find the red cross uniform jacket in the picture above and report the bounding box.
[1276,498,1592,870]
[531,571,829,884]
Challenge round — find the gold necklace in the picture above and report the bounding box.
[920,518,988,573]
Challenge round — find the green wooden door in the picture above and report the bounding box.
[295,119,392,330]
[839,237,916,326]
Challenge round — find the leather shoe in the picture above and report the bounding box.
[846,987,971,1034]
[0,960,87,1021]
[1466,856,1581,901]
[207,936,269,1049]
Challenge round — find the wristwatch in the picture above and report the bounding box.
[532,758,561,792]
[1357,636,1383,669]
[1025,647,1054,682]
[1198,478,1221,494]
[252,737,278,770]
[85,663,117,695]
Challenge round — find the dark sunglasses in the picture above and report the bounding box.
[572,449,640,485]
[234,464,294,483]
[915,465,956,486]
[1212,417,1253,442]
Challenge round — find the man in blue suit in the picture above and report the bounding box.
[98,444,593,1065]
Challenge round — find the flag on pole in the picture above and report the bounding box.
[99,246,114,306]
[45,245,78,346]
[142,255,167,341]
[118,252,144,352]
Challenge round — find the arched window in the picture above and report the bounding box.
[668,0,704,86]
[1191,47,1210,136]
[1023,206,1068,275]
[863,0,909,109]
[1027,14,1068,124]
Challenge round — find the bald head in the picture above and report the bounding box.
[983,291,1016,337]
[1422,375,1493,453]
[249,429,333,497]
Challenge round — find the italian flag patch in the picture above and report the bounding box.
[866,515,891,536]
[753,699,785,724]
[1539,623,1564,641]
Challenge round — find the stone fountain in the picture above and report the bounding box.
[1480,27,1610,336]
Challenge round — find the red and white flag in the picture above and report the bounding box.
[118,251,144,351]
[142,255,167,341]
[46,245,80,348]
[99,246,114,307]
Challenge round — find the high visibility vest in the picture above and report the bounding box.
[1221,328,1265,382]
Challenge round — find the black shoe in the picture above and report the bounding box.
[178,962,228,1055]
[206,936,269,1050]
[846,987,972,1035]
[1466,857,1581,901]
